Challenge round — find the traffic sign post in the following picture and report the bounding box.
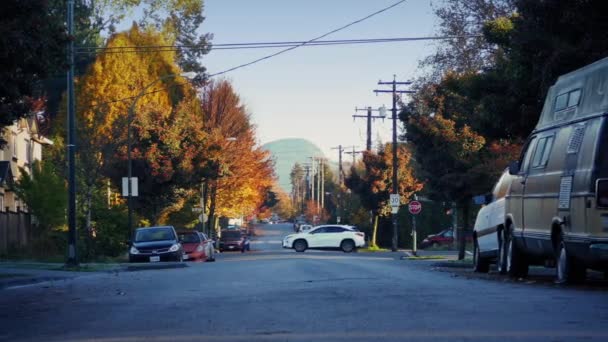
[408,199,422,256]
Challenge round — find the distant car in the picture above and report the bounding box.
[129,226,184,262]
[472,169,514,272]
[283,225,365,253]
[177,230,215,262]
[219,230,244,252]
[419,229,473,249]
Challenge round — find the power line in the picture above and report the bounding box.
[208,0,409,77]
[74,35,481,54]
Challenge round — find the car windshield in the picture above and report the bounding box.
[222,231,242,239]
[178,232,200,243]
[134,228,174,242]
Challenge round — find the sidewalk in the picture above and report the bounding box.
[0,261,188,290]
[0,266,83,290]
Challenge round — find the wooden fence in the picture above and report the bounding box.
[0,209,32,254]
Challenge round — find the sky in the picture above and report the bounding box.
[199,0,438,162]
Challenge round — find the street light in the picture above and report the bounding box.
[127,72,197,238]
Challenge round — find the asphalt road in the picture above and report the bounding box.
[1,223,607,342]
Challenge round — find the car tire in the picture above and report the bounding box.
[294,239,307,253]
[473,239,489,273]
[341,239,356,253]
[497,229,507,274]
[506,232,528,278]
[555,239,586,284]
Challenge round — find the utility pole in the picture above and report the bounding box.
[320,159,325,209]
[353,106,387,151]
[375,75,414,252]
[316,158,321,211]
[332,145,354,186]
[66,0,78,266]
[345,147,364,165]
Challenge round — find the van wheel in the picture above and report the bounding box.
[497,229,507,274]
[556,240,586,284]
[341,239,355,253]
[506,232,528,278]
[294,239,307,253]
[473,239,489,273]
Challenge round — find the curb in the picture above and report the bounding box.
[0,276,71,290]
[122,262,189,272]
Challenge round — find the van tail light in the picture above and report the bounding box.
[597,179,608,208]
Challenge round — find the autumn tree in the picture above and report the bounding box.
[51,25,204,233]
[199,80,275,233]
[345,144,423,248]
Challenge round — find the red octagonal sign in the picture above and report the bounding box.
[408,200,422,215]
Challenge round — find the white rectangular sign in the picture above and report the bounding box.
[122,177,138,197]
[390,194,400,207]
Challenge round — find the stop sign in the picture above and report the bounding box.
[408,200,422,215]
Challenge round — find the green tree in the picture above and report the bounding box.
[0,0,66,137]
[13,161,67,231]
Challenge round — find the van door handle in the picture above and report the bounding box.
[520,179,526,185]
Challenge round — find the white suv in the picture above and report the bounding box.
[283,225,365,253]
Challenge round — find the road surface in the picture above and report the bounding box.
[1,223,607,341]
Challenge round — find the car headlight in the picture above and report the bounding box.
[130,246,139,254]
[169,244,180,252]
[196,245,204,252]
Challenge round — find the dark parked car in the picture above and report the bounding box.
[129,226,184,262]
[420,228,473,249]
[219,230,244,252]
[177,230,215,262]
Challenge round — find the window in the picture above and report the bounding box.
[520,137,537,173]
[25,139,32,163]
[531,135,554,169]
[555,89,582,112]
[443,230,454,238]
[311,227,328,234]
[12,133,17,158]
[326,227,345,233]
[555,93,568,111]
[568,89,581,107]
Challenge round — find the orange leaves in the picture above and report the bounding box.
[201,79,275,218]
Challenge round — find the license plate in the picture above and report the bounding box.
[183,254,189,260]
[149,256,160,262]
[228,246,235,249]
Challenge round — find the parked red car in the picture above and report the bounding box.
[420,228,473,249]
[177,230,215,261]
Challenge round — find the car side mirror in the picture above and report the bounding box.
[508,160,520,175]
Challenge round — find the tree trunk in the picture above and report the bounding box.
[371,214,379,248]
[85,186,94,260]
[208,180,218,239]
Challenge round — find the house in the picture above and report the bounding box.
[0,116,53,213]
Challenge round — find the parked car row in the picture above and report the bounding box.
[128,226,215,263]
[472,58,608,283]
[283,225,365,253]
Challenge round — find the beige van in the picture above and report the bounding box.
[500,57,608,283]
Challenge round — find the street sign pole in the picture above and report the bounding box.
[408,198,422,256]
